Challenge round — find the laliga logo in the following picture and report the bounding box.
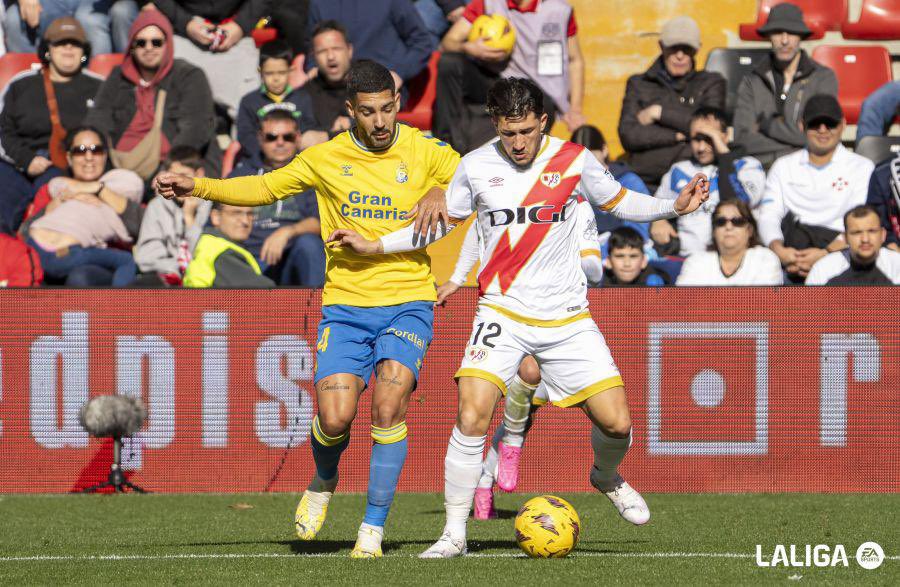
[540,171,561,188]
[755,542,884,569]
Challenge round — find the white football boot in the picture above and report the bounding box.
[419,530,468,559]
[592,471,650,525]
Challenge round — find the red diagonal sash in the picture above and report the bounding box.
[478,142,584,295]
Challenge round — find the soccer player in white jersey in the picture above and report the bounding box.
[436,201,603,516]
[328,77,709,558]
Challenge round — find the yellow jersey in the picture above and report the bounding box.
[191,124,461,306]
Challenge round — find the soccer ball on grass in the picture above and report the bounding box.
[514,495,581,558]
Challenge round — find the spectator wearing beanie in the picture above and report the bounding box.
[0,17,102,234]
[618,16,725,193]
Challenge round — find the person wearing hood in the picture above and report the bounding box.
[618,15,726,193]
[85,10,218,181]
[733,3,838,167]
[0,17,103,234]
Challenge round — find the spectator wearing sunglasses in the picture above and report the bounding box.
[235,39,327,165]
[86,10,218,181]
[617,16,725,192]
[676,199,782,286]
[653,107,765,258]
[0,17,102,234]
[758,95,875,283]
[19,126,143,286]
[227,110,325,287]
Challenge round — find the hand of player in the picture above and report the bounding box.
[436,280,461,306]
[327,229,383,255]
[261,226,292,265]
[673,173,709,216]
[155,172,196,200]
[409,186,449,239]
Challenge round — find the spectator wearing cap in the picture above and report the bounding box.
[618,16,725,193]
[152,0,267,119]
[3,0,114,53]
[733,3,838,167]
[758,95,875,282]
[434,0,585,153]
[864,153,900,252]
[85,10,218,181]
[856,81,900,145]
[806,205,900,285]
[0,16,102,234]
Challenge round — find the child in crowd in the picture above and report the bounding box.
[601,227,672,287]
[134,147,212,286]
[235,40,326,160]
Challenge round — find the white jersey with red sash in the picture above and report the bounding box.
[445,135,625,324]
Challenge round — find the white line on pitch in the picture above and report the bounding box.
[0,552,897,562]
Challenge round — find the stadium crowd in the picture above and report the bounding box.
[0,0,898,287]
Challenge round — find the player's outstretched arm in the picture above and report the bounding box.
[156,173,195,199]
[602,174,709,222]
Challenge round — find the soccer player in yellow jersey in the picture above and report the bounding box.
[156,60,461,559]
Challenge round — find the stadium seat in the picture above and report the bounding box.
[87,53,124,78]
[0,53,41,91]
[704,47,771,122]
[811,45,893,125]
[738,0,845,41]
[855,135,900,164]
[221,140,242,177]
[841,0,900,40]
[397,51,440,131]
[251,27,278,48]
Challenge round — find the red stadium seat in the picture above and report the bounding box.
[0,53,41,91]
[841,0,900,40]
[87,53,124,78]
[221,140,242,177]
[738,0,845,41]
[811,45,893,125]
[397,51,440,131]
[251,27,278,48]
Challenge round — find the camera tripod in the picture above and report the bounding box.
[82,437,148,494]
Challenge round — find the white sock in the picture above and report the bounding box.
[359,522,384,536]
[591,425,632,489]
[444,426,486,538]
[478,444,499,488]
[503,375,537,439]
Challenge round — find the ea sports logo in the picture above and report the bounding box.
[855,542,884,570]
[540,172,561,188]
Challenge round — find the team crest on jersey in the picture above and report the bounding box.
[467,346,488,363]
[396,162,409,183]
[540,172,561,188]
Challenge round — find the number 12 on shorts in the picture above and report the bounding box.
[472,322,502,348]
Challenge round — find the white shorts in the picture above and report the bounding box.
[455,304,623,407]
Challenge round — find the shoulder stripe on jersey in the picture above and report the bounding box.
[477,141,584,295]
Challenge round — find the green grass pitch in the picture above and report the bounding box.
[0,493,896,585]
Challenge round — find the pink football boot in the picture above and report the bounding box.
[473,487,497,519]
[496,442,522,492]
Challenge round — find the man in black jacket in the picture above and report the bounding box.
[733,3,838,167]
[618,16,725,192]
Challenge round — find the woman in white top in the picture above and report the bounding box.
[677,199,783,286]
